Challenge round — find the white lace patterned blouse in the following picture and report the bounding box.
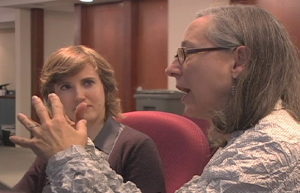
[45,102,300,193]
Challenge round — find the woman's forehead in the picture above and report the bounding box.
[183,16,213,47]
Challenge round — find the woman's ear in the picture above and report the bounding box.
[232,46,249,79]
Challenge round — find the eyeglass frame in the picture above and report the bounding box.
[175,47,237,65]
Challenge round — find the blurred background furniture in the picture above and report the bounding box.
[0,95,16,147]
[0,96,15,127]
[134,89,185,115]
[0,146,35,188]
[118,111,211,193]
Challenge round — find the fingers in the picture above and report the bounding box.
[17,113,40,133]
[48,93,66,119]
[65,114,75,127]
[17,113,32,128]
[32,95,51,123]
[9,136,32,148]
[75,102,87,124]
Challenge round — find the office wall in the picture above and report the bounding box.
[15,8,31,139]
[44,9,74,60]
[0,1,232,93]
[0,8,75,138]
[0,27,15,90]
[251,0,300,51]
[0,9,75,92]
[168,0,230,90]
[75,0,168,112]
[0,8,16,90]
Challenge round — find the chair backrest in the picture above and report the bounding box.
[183,115,218,156]
[118,111,211,193]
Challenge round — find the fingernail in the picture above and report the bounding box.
[32,95,38,101]
[48,93,56,98]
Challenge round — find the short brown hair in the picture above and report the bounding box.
[40,45,122,119]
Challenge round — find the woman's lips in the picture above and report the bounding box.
[72,104,92,111]
[181,91,190,103]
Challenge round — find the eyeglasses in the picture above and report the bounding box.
[175,47,236,65]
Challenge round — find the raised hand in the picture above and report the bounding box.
[9,93,88,161]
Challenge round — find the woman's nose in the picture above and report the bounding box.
[165,59,182,78]
[74,87,85,102]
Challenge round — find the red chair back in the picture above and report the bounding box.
[118,111,211,193]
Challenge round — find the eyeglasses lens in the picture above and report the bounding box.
[177,48,185,64]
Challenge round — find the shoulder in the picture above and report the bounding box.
[199,109,300,191]
[226,109,300,152]
[108,122,162,176]
[224,110,300,162]
[239,109,300,154]
[119,123,154,144]
[111,122,159,156]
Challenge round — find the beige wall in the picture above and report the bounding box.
[0,8,16,90]
[0,8,75,90]
[0,8,75,138]
[0,28,15,90]
[15,8,31,139]
[44,9,74,60]
[168,0,230,90]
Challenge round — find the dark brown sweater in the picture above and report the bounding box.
[14,117,166,193]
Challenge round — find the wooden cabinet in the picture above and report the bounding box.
[75,0,168,112]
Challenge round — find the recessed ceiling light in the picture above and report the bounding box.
[80,0,93,2]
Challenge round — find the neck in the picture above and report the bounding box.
[223,133,232,142]
[87,118,105,140]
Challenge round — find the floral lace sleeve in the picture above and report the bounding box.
[45,139,141,193]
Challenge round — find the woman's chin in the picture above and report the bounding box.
[184,106,197,118]
[184,106,207,119]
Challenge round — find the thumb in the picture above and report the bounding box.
[75,102,87,124]
[75,119,88,134]
[75,119,88,148]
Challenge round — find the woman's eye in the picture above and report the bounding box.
[60,85,71,91]
[84,80,94,86]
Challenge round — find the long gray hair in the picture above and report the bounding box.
[197,5,300,147]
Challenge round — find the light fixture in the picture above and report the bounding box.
[80,0,93,2]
